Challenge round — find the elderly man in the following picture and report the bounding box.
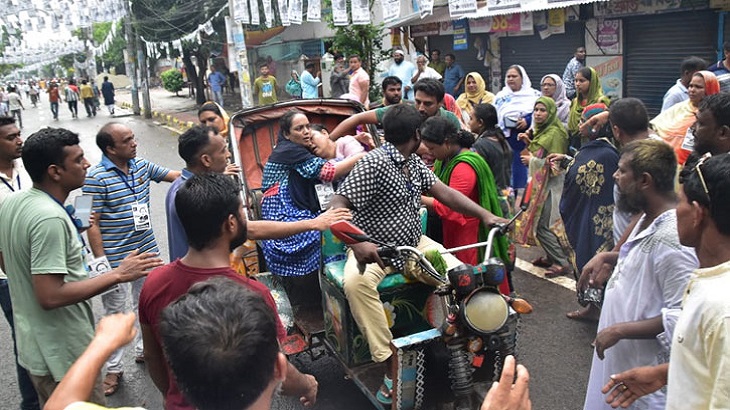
[411,55,442,85]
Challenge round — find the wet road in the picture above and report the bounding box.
[0,96,597,410]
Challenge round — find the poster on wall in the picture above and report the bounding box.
[449,0,477,18]
[307,0,321,21]
[453,19,468,51]
[596,19,621,54]
[547,9,565,34]
[587,55,623,99]
[439,20,454,35]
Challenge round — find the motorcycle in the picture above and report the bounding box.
[228,99,532,410]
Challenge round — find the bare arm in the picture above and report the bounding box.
[359,78,369,104]
[162,170,182,182]
[332,152,366,179]
[281,362,318,407]
[329,111,379,140]
[142,323,169,394]
[428,180,506,227]
[44,313,137,410]
[247,208,352,239]
[86,223,105,258]
[594,316,664,360]
[32,250,162,310]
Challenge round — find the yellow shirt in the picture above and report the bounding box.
[79,84,94,99]
[65,402,145,410]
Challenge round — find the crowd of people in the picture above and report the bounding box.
[2,41,730,410]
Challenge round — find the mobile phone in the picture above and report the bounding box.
[74,195,93,228]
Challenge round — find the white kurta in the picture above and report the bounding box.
[584,210,698,410]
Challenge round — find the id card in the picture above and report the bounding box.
[680,127,695,152]
[131,202,150,231]
[315,182,335,210]
[87,256,119,295]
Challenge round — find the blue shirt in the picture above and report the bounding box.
[300,70,320,99]
[208,71,226,92]
[708,60,730,93]
[661,80,688,112]
[443,63,465,97]
[165,169,193,262]
[83,156,170,268]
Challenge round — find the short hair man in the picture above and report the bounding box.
[428,49,446,76]
[140,173,318,410]
[411,55,443,85]
[207,65,227,107]
[661,56,707,112]
[707,40,730,93]
[348,54,370,107]
[300,61,321,99]
[691,93,730,156]
[83,122,180,395]
[602,153,730,410]
[254,63,278,106]
[443,53,465,97]
[386,49,416,100]
[329,53,349,98]
[0,116,39,410]
[166,125,348,262]
[329,78,461,139]
[374,76,403,108]
[329,103,506,404]
[0,127,160,406]
[562,46,586,100]
[79,79,96,118]
[582,139,697,410]
[101,76,115,115]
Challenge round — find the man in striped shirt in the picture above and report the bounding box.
[83,122,180,396]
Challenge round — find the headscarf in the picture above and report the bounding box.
[456,72,495,115]
[530,96,568,155]
[567,67,610,134]
[493,65,540,130]
[650,71,719,165]
[199,101,230,138]
[540,74,570,125]
[442,93,467,126]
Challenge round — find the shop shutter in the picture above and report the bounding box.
[428,35,493,83]
[624,11,717,117]
[500,22,586,86]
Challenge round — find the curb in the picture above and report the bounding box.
[117,101,194,133]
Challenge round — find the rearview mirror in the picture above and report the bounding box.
[330,220,370,245]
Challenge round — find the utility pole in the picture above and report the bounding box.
[122,0,140,115]
[227,0,253,108]
[136,32,152,118]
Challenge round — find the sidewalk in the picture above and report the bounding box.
[114,83,248,134]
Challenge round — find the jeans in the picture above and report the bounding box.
[83,98,96,116]
[212,89,224,107]
[50,102,59,119]
[0,279,41,410]
[67,101,78,117]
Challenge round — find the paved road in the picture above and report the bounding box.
[0,99,597,410]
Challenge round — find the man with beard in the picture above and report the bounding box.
[139,173,318,410]
[369,76,404,109]
[386,49,416,100]
[329,78,461,139]
[691,93,730,156]
[582,139,697,410]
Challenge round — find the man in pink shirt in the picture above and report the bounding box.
[348,55,370,108]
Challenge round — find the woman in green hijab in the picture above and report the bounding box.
[517,96,573,278]
[567,67,611,146]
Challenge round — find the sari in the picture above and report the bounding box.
[567,67,611,139]
[493,65,541,189]
[434,151,511,295]
[201,101,230,138]
[456,72,495,118]
[515,97,569,249]
[540,74,571,126]
[650,71,720,165]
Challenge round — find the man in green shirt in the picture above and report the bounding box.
[329,78,462,140]
[0,127,162,407]
[428,49,447,77]
[253,63,278,106]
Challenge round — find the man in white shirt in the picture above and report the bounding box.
[411,55,442,85]
[661,57,706,112]
[386,49,416,100]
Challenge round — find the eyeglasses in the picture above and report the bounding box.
[694,152,712,203]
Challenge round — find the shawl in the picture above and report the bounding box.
[456,72,495,115]
[433,151,509,266]
[567,67,611,134]
[650,71,719,164]
[200,101,230,138]
[541,74,571,125]
[530,96,569,156]
[493,65,541,130]
[267,137,325,213]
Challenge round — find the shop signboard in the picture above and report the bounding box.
[587,55,623,99]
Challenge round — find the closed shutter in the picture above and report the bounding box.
[500,22,585,85]
[624,11,717,117]
[428,35,492,82]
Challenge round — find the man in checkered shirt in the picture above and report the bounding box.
[329,103,507,403]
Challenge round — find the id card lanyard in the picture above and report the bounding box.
[0,173,20,192]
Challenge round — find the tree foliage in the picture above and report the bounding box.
[161,68,183,95]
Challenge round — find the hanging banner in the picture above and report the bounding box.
[332,0,348,25]
[251,0,261,25]
[307,0,321,21]
[233,0,250,24]
[278,0,290,26]
[452,18,468,51]
[487,0,520,12]
[289,0,303,24]
[352,0,369,24]
[263,0,273,27]
[448,0,477,18]
[381,0,400,23]
[417,0,434,17]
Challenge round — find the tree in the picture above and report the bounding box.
[161,68,184,96]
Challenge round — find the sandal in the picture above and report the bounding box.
[103,372,123,396]
[544,265,573,279]
[376,375,393,406]
[566,306,600,322]
[531,256,552,268]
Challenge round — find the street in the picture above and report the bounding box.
[0,97,597,410]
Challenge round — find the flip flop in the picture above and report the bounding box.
[545,265,573,279]
[566,307,600,322]
[531,256,552,268]
[103,372,123,396]
[376,375,393,406]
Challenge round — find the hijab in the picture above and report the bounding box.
[568,67,610,134]
[199,101,230,138]
[493,65,540,129]
[693,70,720,101]
[456,72,495,114]
[530,96,568,155]
[541,74,570,124]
